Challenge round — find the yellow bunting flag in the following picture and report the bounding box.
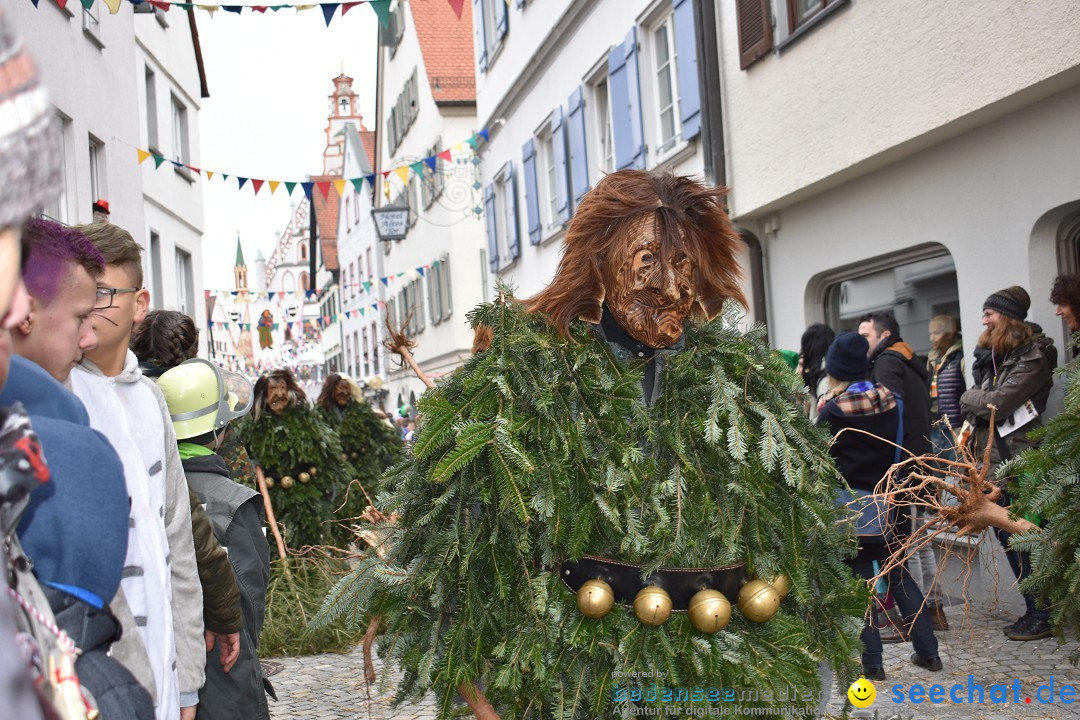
[137,149,151,165]
[333,179,347,197]
[103,0,122,13]
[206,170,214,180]
[269,180,280,195]
[394,165,410,184]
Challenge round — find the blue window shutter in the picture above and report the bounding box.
[522,138,541,245]
[608,27,645,170]
[506,164,520,261]
[551,106,571,224]
[493,0,508,40]
[567,86,590,208]
[484,183,499,272]
[672,0,701,140]
[473,0,487,73]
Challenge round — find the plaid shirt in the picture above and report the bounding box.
[831,383,897,417]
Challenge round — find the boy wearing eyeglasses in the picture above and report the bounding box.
[70,222,205,720]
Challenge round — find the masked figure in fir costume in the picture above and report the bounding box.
[331,171,864,719]
[237,369,352,547]
[316,373,402,503]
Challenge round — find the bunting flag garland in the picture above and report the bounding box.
[25,0,469,28]
[133,129,489,197]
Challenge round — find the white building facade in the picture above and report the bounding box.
[378,0,488,413]
[7,1,208,339]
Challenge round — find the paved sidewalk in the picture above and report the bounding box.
[266,601,1080,719]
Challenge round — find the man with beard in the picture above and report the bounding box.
[337,170,865,719]
[238,369,352,547]
[316,374,401,498]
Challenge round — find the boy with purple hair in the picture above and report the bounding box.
[11,217,101,383]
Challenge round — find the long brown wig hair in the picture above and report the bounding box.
[252,369,306,421]
[523,170,745,338]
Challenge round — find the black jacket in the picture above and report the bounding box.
[868,336,932,458]
[183,453,272,720]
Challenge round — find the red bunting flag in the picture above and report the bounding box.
[448,0,464,20]
[342,1,360,15]
[251,179,265,195]
[437,149,453,162]
[148,0,170,11]
[316,181,331,198]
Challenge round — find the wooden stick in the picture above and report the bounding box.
[395,341,435,389]
[458,682,500,720]
[255,465,289,562]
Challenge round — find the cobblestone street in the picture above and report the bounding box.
[265,601,1080,719]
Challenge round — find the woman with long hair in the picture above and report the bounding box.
[960,286,1054,641]
[800,323,835,420]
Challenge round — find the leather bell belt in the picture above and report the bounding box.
[559,556,747,610]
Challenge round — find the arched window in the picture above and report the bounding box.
[300,272,310,292]
[299,242,308,261]
[282,271,295,294]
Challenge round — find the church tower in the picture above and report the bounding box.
[323,73,367,175]
[234,235,248,291]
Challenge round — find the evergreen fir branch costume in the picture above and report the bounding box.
[237,371,352,548]
[1006,339,1080,657]
[318,171,864,718]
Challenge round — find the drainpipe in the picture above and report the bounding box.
[692,0,768,328]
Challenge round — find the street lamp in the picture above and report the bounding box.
[371,206,410,242]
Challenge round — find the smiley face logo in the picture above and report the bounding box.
[847,676,877,709]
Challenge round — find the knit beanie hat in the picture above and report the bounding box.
[825,332,870,382]
[0,8,61,230]
[983,285,1030,321]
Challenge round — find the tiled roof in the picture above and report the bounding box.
[410,0,476,104]
[360,130,376,171]
[310,174,340,271]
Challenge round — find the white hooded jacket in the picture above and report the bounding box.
[71,352,204,718]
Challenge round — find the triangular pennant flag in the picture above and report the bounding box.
[103,0,122,10]
[365,174,376,186]
[200,5,219,18]
[448,0,464,19]
[465,136,479,150]
[316,181,331,198]
[333,179,347,197]
[396,271,406,277]
[293,4,316,10]
[350,178,364,194]
[30,0,40,8]
[137,149,152,165]
[410,161,425,177]
[416,266,426,277]
[186,166,201,174]
[394,166,410,184]
[222,5,243,14]
[148,0,170,11]
[479,128,490,142]
[268,180,280,194]
[221,173,230,180]
[301,181,314,199]
[272,323,279,330]
[438,149,452,162]
[345,311,351,319]
[380,277,389,286]
[341,1,360,15]
[153,154,167,169]
[230,291,239,297]
[251,179,265,195]
[372,303,379,310]
[320,3,338,25]
[170,160,184,169]
[285,181,298,196]
[237,177,248,189]
[358,307,365,316]
[80,0,94,11]
[268,291,276,301]
[251,5,268,12]
[205,170,214,180]
[424,155,438,172]
[362,281,372,292]
[369,0,391,27]
[55,0,68,9]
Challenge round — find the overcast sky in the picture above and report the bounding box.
[196,6,379,293]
